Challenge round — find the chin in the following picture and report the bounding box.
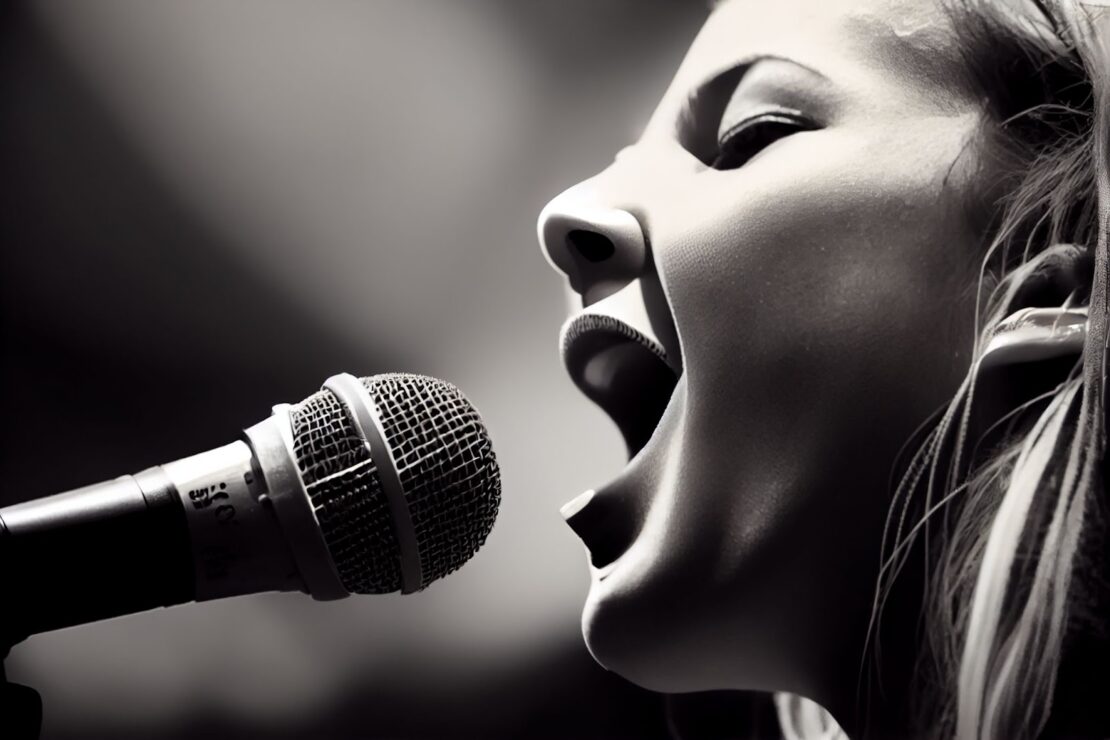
[579,561,732,695]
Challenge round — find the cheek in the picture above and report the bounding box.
[637,126,984,630]
[656,127,980,430]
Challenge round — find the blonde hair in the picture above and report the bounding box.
[857,2,1110,738]
[767,3,1110,738]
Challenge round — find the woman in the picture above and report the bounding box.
[537,0,1110,737]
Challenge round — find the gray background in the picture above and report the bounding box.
[0,2,757,737]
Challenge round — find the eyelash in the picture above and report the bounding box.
[710,111,816,171]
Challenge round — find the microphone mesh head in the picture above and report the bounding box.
[289,373,500,594]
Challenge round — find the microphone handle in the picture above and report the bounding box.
[0,471,193,643]
[0,440,306,644]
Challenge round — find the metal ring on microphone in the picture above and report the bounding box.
[243,405,349,601]
[323,373,423,594]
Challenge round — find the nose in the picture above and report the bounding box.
[537,182,647,306]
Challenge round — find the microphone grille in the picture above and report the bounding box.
[289,373,500,594]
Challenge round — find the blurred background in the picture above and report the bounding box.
[0,1,766,737]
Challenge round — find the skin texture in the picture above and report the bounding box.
[539,0,1007,734]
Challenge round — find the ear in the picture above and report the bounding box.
[979,305,1088,370]
[978,243,1092,371]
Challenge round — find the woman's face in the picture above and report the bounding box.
[539,0,992,701]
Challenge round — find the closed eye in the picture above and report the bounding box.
[711,111,817,170]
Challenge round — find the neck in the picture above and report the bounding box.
[809,537,929,740]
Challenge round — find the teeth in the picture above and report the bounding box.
[560,489,596,521]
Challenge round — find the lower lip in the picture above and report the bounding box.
[559,489,596,521]
[560,488,637,575]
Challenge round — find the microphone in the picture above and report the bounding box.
[0,372,501,644]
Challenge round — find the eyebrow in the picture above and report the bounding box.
[688,53,829,104]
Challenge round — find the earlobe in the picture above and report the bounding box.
[978,305,1088,370]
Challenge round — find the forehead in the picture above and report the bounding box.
[647,0,976,129]
[716,0,962,84]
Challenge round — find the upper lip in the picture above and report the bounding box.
[558,279,681,459]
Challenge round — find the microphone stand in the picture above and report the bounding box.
[1,518,42,740]
[0,507,39,739]
[1,636,42,740]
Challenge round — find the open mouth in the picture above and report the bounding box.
[557,275,682,572]
[559,310,680,571]
[559,312,680,459]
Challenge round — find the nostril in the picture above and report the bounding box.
[566,229,616,263]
